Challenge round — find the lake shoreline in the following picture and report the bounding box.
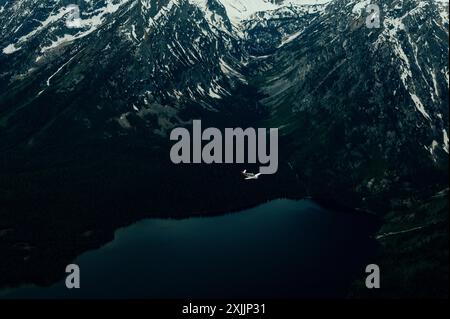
[0,187,382,292]
[2,199,380,299]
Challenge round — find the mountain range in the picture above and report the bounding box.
[0,0,448,297]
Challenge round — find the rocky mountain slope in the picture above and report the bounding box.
[250,0,449,209]
[0,0,448,296]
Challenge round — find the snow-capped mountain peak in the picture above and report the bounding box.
[190,0,329,27]
[214,0,279,25]
[0,0,447,165]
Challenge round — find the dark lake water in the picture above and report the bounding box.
[1,199,378,298]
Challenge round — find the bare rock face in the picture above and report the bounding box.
[0,0,448,294]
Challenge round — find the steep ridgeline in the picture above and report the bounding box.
[0,0,332,149]
[0,0,448,294]
[0,0,249,150]
[242,2,328,55]
[251,0,449,209]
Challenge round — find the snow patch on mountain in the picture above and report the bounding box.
[217,0,278,25]
[351,0,371,18]
[372,1,448,122]
[212,0,329,26]
[2,0,133,54]
[443,129,449,153]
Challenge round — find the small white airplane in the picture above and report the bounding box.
[241,170,262,180]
